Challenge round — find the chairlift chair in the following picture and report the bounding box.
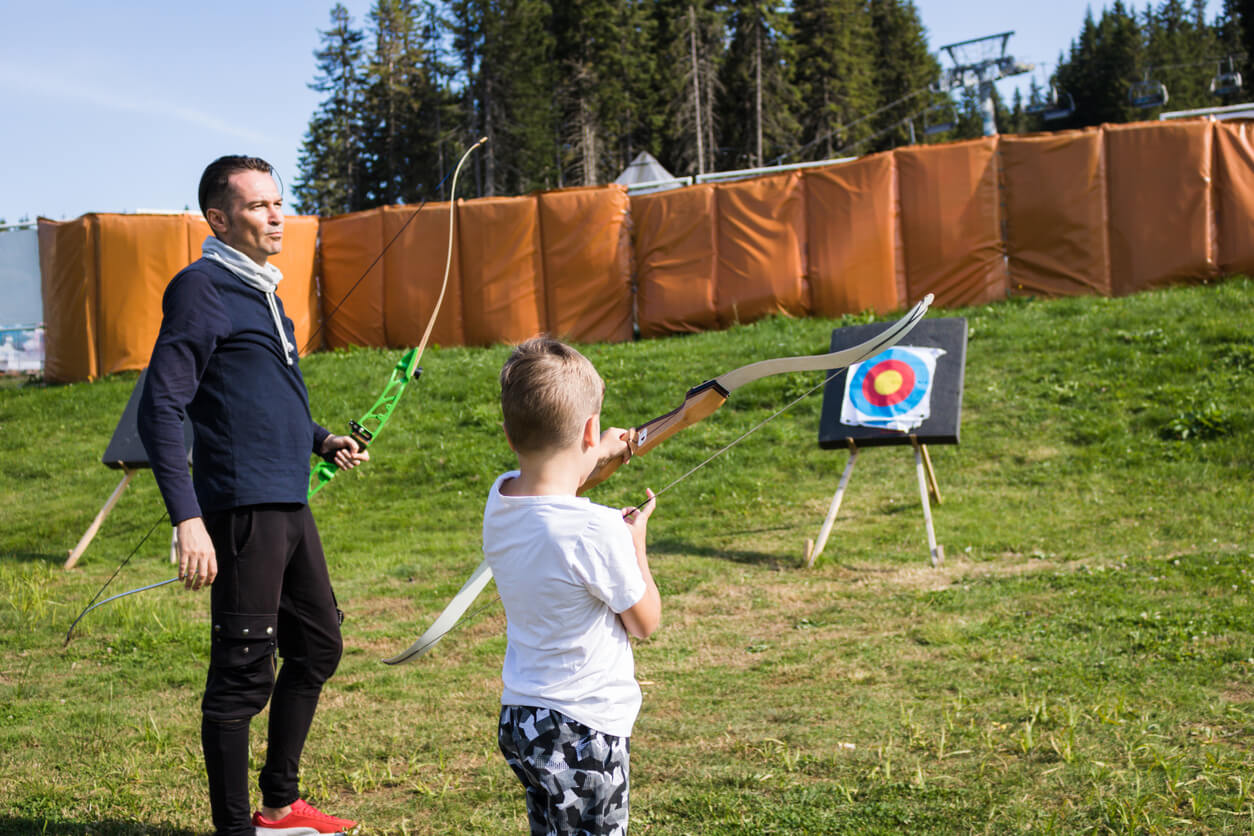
[1129,71,1169,109]
[1024,85,1054,115]
[1042,89,1075,121]
[923,102,958,135]
[1211,58,1243,97]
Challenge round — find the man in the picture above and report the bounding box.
[138,155,363,836]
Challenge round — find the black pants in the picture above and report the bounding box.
[200,503,343,836]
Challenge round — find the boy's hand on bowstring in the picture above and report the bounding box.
[622,489,656,547]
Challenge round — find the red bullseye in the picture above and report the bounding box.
[861,359,915,407]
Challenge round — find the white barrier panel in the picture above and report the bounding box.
[0,227,42,327]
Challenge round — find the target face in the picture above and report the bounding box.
[846,347,931,419]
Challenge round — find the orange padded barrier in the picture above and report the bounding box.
[1105,121,1215,295]
[95,214,189,376]
[896,137,1007,307]
[184,215,321,353]
[632,184,719,337]
[715,171,808,324]
[1001,130,1110,297]
[1212,121,1254,275]
[319,209,387,349]
[538,185,633,344]
[804,153,903,316]
[381,203,465,350]
[38,213,319,382]
[460,195,545,345]
[38,216,97,382]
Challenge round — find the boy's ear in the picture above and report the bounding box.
[502,423,518,453]
[582,413,599,449]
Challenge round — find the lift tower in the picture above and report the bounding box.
[934,31,1033,136]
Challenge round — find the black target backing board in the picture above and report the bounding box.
[818,317,967,449]
[100,368,193,469]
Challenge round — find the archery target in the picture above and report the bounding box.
[841,346,946,432]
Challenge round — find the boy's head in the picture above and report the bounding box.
[500,337,604,454]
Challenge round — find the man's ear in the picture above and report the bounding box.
[205,207,229,236]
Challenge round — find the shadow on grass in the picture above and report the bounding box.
[652,536,793,567]
[1,551,67,565]
[0,818,200,835]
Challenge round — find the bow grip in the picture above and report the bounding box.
[578,379,729,494]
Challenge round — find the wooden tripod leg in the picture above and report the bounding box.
[912,439,943,567]
[804,444,857,568]
[65,468,134,570]
[920,443,941,504]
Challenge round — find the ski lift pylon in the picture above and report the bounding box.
[1129,70,1169,109]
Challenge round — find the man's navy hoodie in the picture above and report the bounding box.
[138,258,330,524]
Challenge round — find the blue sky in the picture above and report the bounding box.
[0,1,1226,222]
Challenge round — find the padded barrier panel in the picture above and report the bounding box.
[1105,120,1215,295]
[186,216,320,354]
[382,203,465,350]
[95,214,188,376]
[632,184,719,337]
[715,171,808,325]
[896,137,1007,307]
[1212,121,1254,275]
[804,153,902,316]
[538,185,633,344]
[318,208,387,348]
[37,216,98,382]
[460,195,546,346]
[1001,130,1110,297]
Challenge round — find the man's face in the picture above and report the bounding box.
[208,169,283,265]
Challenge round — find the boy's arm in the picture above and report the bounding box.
[618,490,660,639]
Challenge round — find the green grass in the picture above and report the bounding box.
[2,277,1253,834]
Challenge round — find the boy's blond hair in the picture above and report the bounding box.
[500,337,604,453]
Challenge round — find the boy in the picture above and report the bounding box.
[486,336,661,836]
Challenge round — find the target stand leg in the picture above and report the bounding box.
[911,438,943,566]
[65,468,134,570]
[804,443,857,567]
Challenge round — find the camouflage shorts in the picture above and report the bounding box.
[498,704,631,836]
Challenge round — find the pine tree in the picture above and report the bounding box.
[1054,2,1142,128]
[717,0,800,169]
[1145,0,1220,111]
[655,0,723,176]
[359,0,425,205]
[293,4,367,216]
[792,0,878,160]
[450,0,556,195]
[867,0,939,151]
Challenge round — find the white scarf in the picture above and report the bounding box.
[201,235,296,365]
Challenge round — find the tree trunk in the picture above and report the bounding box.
[690,5,705,175]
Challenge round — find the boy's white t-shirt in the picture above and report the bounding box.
[483,471,646,738]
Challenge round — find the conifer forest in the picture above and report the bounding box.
[293,0,1254,215]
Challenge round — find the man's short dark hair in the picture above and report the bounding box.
[198,155,275,216]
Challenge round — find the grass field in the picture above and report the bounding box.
[2,277,1252,835]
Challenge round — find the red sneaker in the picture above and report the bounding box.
[252,799,358,835]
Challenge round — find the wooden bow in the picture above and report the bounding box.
[382,293,934,664]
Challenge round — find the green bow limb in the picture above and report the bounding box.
[308,347,421,500]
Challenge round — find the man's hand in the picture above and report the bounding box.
[322,434,371,471]
[175,517,217,590]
